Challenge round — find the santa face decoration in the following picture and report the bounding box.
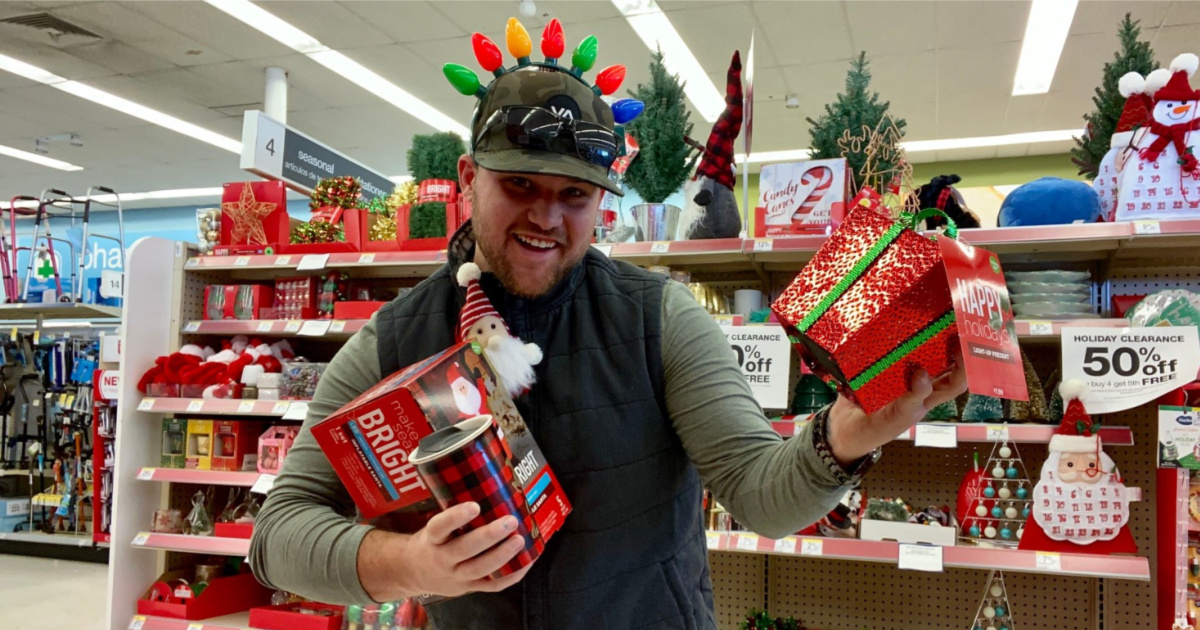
[449,363,485,418]
[1032,449,1129,544]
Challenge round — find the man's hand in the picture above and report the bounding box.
[358,502,533,602]
[826,360,968,467]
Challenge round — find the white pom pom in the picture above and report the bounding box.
[1171,53,1199,77]
[1147,68,1173,95]
[456,262,482,287]
[1119,72,1145,97]
[1059,379,1087,403]
[522,342,543,366]
[179,344,205,359]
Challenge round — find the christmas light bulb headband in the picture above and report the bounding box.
[442,18,631,100]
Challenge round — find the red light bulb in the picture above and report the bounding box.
[594,65,626,96]
[472,33,503,73]
[541,19,565,60]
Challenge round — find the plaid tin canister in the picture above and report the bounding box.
[409,415,543,577]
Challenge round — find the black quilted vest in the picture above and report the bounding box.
[374,234,714,630]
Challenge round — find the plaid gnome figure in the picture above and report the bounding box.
[679,50,744,240]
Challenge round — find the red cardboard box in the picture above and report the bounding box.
[312,342,571,542]
[211,420,265,472]
[344,208,404,252]
[137,570,271,620]
[333,300,386,320]
[220,181,290,250]
[250,602,345,630]
[396,202,460,252]
[203,285,274,320]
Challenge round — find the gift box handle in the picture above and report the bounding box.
[903,209,958,239]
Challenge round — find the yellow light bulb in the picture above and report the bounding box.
[506,18,532,60]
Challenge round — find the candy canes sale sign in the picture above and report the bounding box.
[755,159,848,237]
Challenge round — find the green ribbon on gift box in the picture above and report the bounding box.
[795,208,959,390]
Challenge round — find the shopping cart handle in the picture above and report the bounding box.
[48,189,68,197]
[93,186,114,194]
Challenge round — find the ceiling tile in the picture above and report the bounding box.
[124,1,296,60]
[1072,1,1173,35]
[937,41,1020,100]
[670,3,772,70]
[1001,94,1047,133]
[340,1,466,43]
[1147,24,1200,62]
[937,94,1007,137]
[264,2,394,50]
[753,1,853,66]
[846,1,935,55]
[49,1,233,68]
[1164,0,1200,26]
[936,1,1028,49]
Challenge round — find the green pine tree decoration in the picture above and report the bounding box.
[789,373,836,416]
[962,394,1004,423]
[624,47,697,204]
[1070,13,1158,178]
[405,132,466,239]
[808,52,907,193]
[925,399,959,421]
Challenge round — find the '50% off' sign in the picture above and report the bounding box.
[1061,326,1200,414]
[722,326,791,410]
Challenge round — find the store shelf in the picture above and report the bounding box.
[136,398,308,418]
[0,530,107,547]
[706,531,1151,580]
[1015,318,1128,344]
[182,319,366,339]
[131,532,250,556]
[0,302,121,321]
[136,467,262,487]
[771,419,1135,445]
[607,238,748,272]
[128,612,251,630]
[185,251,445,279]
[0,468,30,476]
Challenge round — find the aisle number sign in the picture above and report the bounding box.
[1061,326,1200,414]
[240,110,392,202]
[721,325,791,410]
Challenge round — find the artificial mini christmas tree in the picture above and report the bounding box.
[625,48,697,205]
[1071,13,1158,179]
[962,393,1004,423]
[925,399,959,421]
[808,52,907,192]
[789,371,836,416]
[969,571,1017,630]
[406,133,466,239]
[959,443,1033,547]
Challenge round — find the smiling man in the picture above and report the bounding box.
[250,65,966,629]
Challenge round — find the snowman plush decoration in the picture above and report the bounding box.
[1094,72,1152,221]
[1116,53,1200,221]
[456,262,543,398]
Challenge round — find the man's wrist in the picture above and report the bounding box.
[812,406,879,485]
[357,528,414,602]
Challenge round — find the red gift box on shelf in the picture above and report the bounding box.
[212,420,265,472]
[396,201,460,252]
[772,205,1026,414]
[311,342,571,544]
[249,602,345,630]
[344,208,404,252]
[274,276,321,320]
[214,521,254,539]
[333,300,386,320]
[137,570,272,620]
[220,181,290,252]
[204,285,274,320]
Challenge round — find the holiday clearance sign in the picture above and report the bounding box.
[722,325,791,409]
[1062,326,1200,414]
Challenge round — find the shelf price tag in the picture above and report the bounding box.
[753,239,773,252]
[186,400,204,413]
[329,320,347,334]
[705,532,721,550]
[128,616,146,630]
[271,401,291,416]
[188,623,205,630]
[234,256,251,266]
[898,544,943,572]
[183,321,201,333]
[799,538,823,557]
[297,254,330,271]
[251,474,277,495]
[1062,326,1200,414]
[649,241,670,254]
[986,425,1010,442]
[137,399,155,411]
[132,532,150,546]
[774,537,797,554]
[256,321,274,333]
[591,243,613,258]
[1034,551,1061,572]
[914,424,958,448]
[1134,220,1161,235]
[283,320,302,333]
[283,401,309,420]
[735,533,759,551]
[237,401,256,413]
[357,253,376,264]
[137,468,155,481]
[1028,321,1054,336]
[185,258,200,268]
[298,320,332,336]
[273,255,292,266]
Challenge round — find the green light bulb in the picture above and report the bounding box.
[571,36,598,75]
[443,63,482,97]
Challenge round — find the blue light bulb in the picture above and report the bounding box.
[611,98,645,124]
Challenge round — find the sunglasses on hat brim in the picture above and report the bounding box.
[474,105,619,171]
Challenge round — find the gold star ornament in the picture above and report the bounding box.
[222,182,277,245]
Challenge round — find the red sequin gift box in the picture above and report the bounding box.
[771,205,958,414]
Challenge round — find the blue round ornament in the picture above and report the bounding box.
[991,506,1003,518]
[984,486,996,498]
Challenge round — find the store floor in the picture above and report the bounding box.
[0,555,107,630]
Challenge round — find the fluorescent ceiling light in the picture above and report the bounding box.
[735,129,1080,164]
[1012,0,1079,96]
[611,0,725,122]
[205,0,470,139]
[0,53,242,153]
[0,143,83,171]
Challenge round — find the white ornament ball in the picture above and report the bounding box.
[999,445,1012,458]
[1005,507,1019,519]
[990,584,1004,597]
[976,505,988,517]
[984,606,996,619]
[985,526,997,538]
[998,487,1012,499]
[992,465,1005,478]
[1017,526,1025,539]
[987,626,998,630]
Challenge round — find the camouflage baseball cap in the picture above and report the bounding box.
[470,66,623,196]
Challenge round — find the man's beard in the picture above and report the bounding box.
[470,190,581,299]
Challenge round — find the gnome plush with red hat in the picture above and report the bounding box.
[677,50,744,241]
[1117,53,1200,221]
[1018,380,1138,554]
[1094,71,1153,221]
[456,262,542,397]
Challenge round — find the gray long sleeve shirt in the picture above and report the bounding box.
[250,280,853,604]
